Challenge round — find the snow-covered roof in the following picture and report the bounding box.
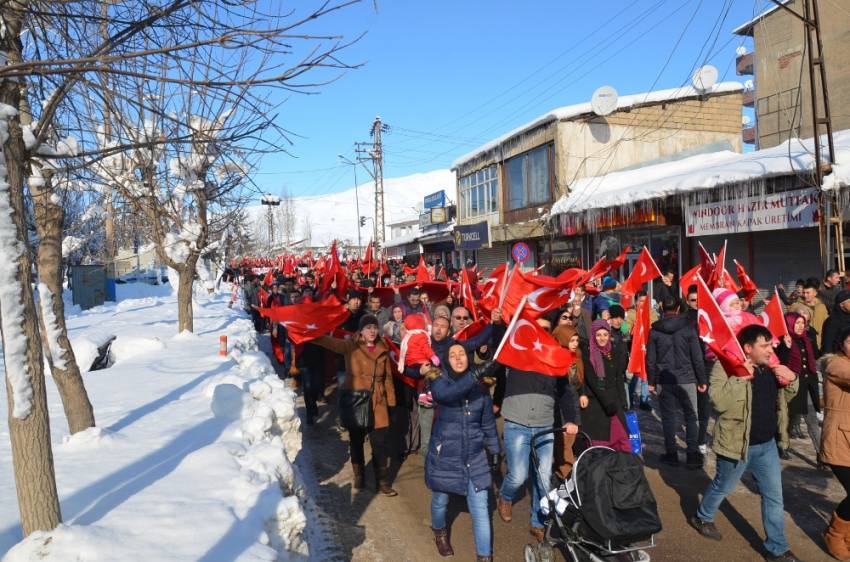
[549,129,850,217]
[451,82,744,170]
[732,0,791,36]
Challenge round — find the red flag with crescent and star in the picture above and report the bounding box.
[621,246,662,300]
[627,292,651,380]
[258,295,350,345]
[760,288,789,341]
[493,295,574,376]
[696,276,748,377]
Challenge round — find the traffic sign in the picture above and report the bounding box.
[511,242,530,263]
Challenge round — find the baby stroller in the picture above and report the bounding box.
[523,428,662,562]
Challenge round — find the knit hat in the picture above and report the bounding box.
[358,314,379,331]
[712,288,739,315]
[601,276,617,290]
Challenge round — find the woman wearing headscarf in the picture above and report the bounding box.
[314,314,399,496]
[382,304,405,344]
[776,312,820,460]
[425,344,500,562]
[820,325,850,561]
[552,324,589,477]
[581,319,630,452]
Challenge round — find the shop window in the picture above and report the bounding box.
[506,144,553,211]
[459,165,498,220]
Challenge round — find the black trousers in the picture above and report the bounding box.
[349,426,388,467]
[697,383,711,447]
[832,464,850,520]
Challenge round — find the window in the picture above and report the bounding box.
[459,165,499,219]
[506,144,554,210]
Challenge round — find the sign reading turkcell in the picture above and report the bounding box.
[424,190,446,209]
[453,221,489,250]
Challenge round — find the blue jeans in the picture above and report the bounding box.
[697,440,790,556]
[628,376,649,407]
[500,420,554,529]
[432,479,491,556]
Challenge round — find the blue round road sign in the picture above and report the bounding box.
[512,242,530,263]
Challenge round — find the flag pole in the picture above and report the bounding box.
[493,294,527,362]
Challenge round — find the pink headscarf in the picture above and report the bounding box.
[589,319,612,378]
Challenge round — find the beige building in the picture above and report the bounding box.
[451,83,744,272]
[734,0,850,149]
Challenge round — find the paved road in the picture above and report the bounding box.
[270,347,838,562]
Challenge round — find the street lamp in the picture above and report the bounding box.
[260,194,281,251]
[338,154,362,255]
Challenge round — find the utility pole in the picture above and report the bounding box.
[769,0,839,273]
[260,194,280,253]
[356,116,389,253]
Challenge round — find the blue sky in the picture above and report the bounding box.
[253,0,768,198]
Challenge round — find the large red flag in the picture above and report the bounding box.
[627,293,651,381]
[415,255,431,283]
[453,317,489,342]
[258,295,351,345]
[384,337,418,389]
[707,241,728,290]
[605,246,631,274]
[493,295,574,376]
[696,276,748,377]
[760,289,788,340]
[478,263,508,316]
[319,241,340,296]
[734,260,759,301]
[262,268,274,287]
[698,242,715,281]
[621,247,662,298]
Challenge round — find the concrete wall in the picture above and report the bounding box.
[752,0,850,149]
[555,93,744,195]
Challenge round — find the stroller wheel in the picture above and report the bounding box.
[523,542,554,562]
[523,544,538,562]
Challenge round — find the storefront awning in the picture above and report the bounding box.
[549,129,850,230]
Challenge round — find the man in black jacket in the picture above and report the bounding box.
[647,296,707,468]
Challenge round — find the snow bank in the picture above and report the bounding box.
[1,287,311,561]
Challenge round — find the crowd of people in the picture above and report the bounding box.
[229,254,849,562]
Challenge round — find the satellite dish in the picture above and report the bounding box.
[692,65,719,93]
[591,86,619,116]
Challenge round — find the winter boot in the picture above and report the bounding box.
[431,527,454,557]
[824,512,850,561]
[497,497,513,523]
[529,526,545,543]
[351,463,365,490]
[686,452,704,470]
[375,461,398,497]
[790,416,805,439]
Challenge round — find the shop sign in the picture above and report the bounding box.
[424,190,446,209]
[453,221,489,250]
[430,207,448,224]
[684,188,819,237]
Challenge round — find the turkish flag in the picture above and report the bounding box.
[262,268,274,287]
[319,240,340,296]
[697,241,715,281]
[760,289,788,340]
[606,246,631,274]
[478,263,508,316]
[454,317,489,342]
[435,265,447,281]
[621,247,662,298]
[258,295,351,345]
[257,287,269,308]
[460,267,479,321]
[627,293,651,381]
[696,276,748,377]
[420,281,451,304]
[707,241,728,290]
[680,264,702,297]
[362,285,395,308]
[415,255,431,283]
[499,267,538,322]
[493,295,574,376]
[734,260,759,300]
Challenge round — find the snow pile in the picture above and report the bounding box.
[0,288,311,561]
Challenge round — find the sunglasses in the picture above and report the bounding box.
[453,316,471,321]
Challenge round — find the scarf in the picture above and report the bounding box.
[783,312,817,376]
[589,319,612,379]
[552,324,585,387]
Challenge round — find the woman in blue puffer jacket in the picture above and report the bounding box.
[425,343,500,562]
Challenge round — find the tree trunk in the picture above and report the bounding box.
[31,175,95,434]
[0,59,62,533]
[177,264,195,333]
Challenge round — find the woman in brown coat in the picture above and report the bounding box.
[315,314,398,496]
[821,325,850,560]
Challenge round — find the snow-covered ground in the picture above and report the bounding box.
[0,284,311,561]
